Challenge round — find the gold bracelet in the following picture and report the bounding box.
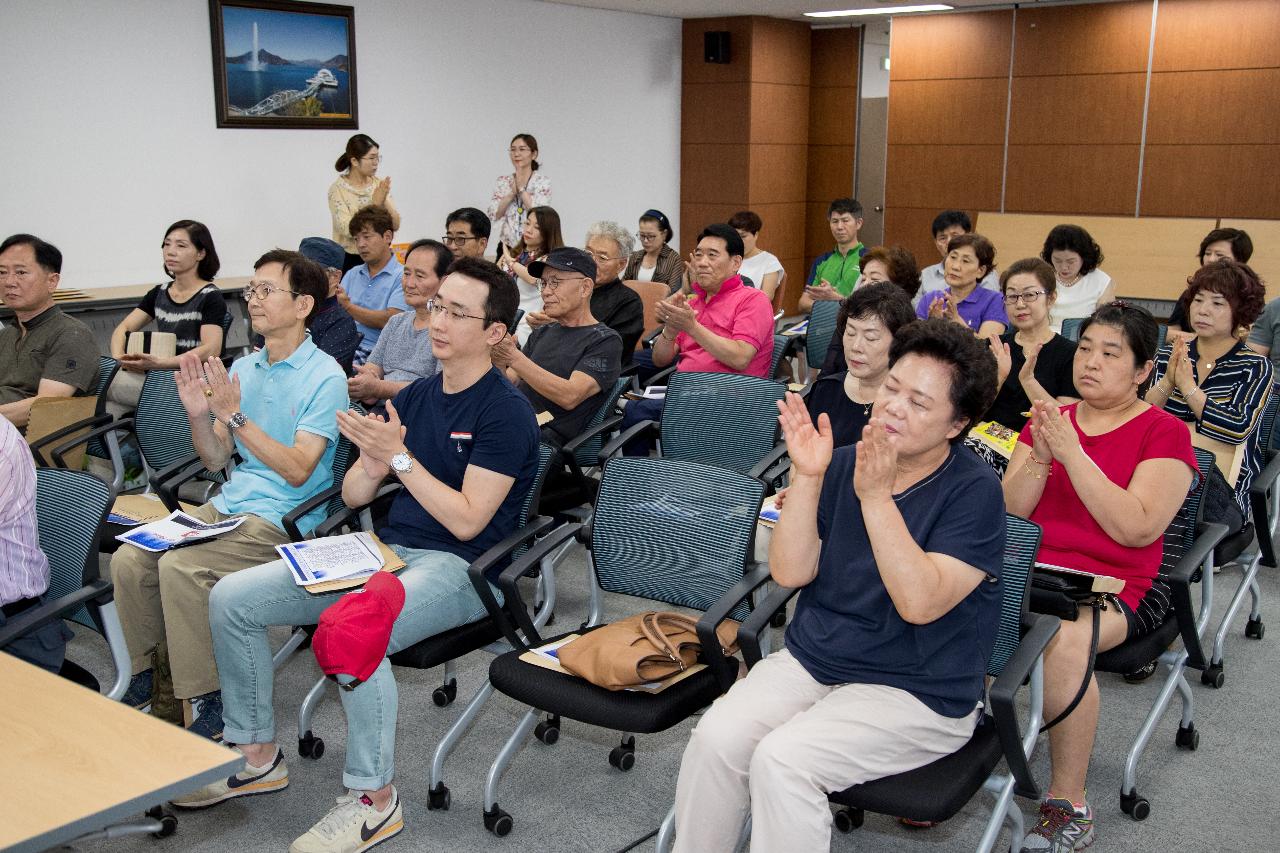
[1022,461,1049,480]
[1028,451,1052,466]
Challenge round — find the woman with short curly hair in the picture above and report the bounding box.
[1041,224,1115,332]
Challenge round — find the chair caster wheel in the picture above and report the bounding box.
[432,678,458,707]
[484,805,513,837]
[1120,791,1150,821]
[427,783,451,811]
[832,807,863,833]
[545,611,556,627]
[534,715,560,745]
[608,736,636,771]
[1201,664,1224,689]
[1176,723,1200,750]
[769,611,787,629]
[147,806,177,838]
[298,732,325,759]
[1246,617,1264,639]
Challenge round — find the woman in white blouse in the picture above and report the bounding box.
[328,134,400,271]
[1042,224,1115,332]
[729,210,784,301]
[487,133,552,253]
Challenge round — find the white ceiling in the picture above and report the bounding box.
[544,0,1116,23]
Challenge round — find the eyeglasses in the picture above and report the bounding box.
[242,283,298,302]
[637,232,661,241]
[540,275,587,293]
[425,299,486,323]
[441,235,479,247]
[509,146,532,153]
[360,154,382,163]
[585,251,620,264]
[1003,290,1046,306]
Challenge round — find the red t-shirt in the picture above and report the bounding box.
[1017,403,1199,609]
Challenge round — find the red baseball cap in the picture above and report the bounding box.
[312,572,406,689]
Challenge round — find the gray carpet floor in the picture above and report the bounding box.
[63,542,1278,853]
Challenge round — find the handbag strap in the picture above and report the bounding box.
[1040,595,1111,733]
[639,612,692,670]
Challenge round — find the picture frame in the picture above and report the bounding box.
[208,0,358,129]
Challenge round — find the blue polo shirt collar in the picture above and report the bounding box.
[255,335,319,370]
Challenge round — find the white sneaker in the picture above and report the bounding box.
[171,748,288,809]
[290,787,404,853]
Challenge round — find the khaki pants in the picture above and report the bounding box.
[672,648,979,853]
[105,368,146,420]
[109,502,289,700]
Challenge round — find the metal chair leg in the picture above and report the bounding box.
[484,708,539,811]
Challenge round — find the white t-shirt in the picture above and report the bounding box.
[739,251,783,291]
[1049,268,1112,333]
[635,264,656,282]
[515,278,543,345]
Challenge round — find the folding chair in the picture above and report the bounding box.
[769,332,802,384]
[29,355,124,486]
[476,456,768,836]
[802,299,842,374]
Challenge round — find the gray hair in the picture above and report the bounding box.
[585,220,635,257]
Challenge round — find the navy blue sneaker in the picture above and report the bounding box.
[187,691,224,741]
[123,669,154,708]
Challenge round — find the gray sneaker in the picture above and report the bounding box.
[171,748,289,809]
[1021,798,1094,852]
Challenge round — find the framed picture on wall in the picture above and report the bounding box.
[208,0,357,129]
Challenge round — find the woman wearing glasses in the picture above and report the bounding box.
[498,206,564,345]
[623,209,686,294]
[487,133,553,253]
[329,134,400,272]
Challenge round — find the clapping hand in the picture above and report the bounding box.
[1169,336,1196,395]
[988,336,1012,387]
[655,292,696,333]
[337,399,408,473]
[200,355,242,423]
[524,310,553,328]
[853,418,897,504]
[804,280,840,302]
[1018,341,1043,386]
[490,334,519,369]
[1029,399,1080,463]
[776,392,832,478]
[372,176,391,206]
[174,352,213,418]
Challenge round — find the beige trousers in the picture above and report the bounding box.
[105,368,146,420]
[672,648,980,853]
[109,502,289,699]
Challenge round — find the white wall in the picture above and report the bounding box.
[0,0,682,288]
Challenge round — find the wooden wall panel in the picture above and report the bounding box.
[806,145,854,203]
[889,11,1013,81]
[750,82,811,145]
[811,28,858,88]
[1153,0,1280,72]
[883,206,948,272]
[887,78,1008,146]
[1146,69,1280,145]
[750,17,812,85]
[682,82,750,145]
[808,86,857,146]
[682,144,749,205]
[681,203,745,257]
[1141,145,1280,219]
[805,201,835,272]
[1008,74,1146,145]
[747,202,806,263]
[1004,145,1141,215]
[1013,2,1153,76]
[885,145,1004,211]
[1220,220,1280,295]
[748,144,807,204]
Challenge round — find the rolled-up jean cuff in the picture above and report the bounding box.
[220,724,276,746]
[343,767,395,792]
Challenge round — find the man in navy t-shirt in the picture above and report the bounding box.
[673,319,1005,853]
[187,258,538,853]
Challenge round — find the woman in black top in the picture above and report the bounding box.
[805,283,915,448]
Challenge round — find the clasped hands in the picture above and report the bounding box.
[927,291,966,327]
[174,352,240,423]
[655,292,696,336]
[1027,398,1081,465]
[336,399,409,479]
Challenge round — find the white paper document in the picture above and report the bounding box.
[116,511,247,553]
[277,532,385,586]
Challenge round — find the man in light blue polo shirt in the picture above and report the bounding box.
[338,204,407,365]
[110,249,348,740]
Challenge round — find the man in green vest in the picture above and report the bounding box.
[798,198,866,313]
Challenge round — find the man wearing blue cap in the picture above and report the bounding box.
[297,237,360,375]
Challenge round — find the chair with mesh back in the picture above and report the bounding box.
[804,299,842,371]
[474,456,768,837]
[536,376,633,515]
[770,332,802,383]
[0,469,132,701]
[1061,317,1085,341]
[29,355,123,485]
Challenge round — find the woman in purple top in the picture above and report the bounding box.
[916,233,1007,337]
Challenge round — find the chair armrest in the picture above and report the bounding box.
[46,417,133,470]
[642,364,677,389]
[1248,449,1280,567]
[736,582,800,669]
[281,484,345,542]
[562,415,624,479]
[29,413,116,466]
[747,443,790,484]
[465,516,561,650]
[0,580,114,648]
[1169,520,1229,670]
[641,326,665,349]
[311,482,401,538]
[598,420,659,465]
[696,563,775,691]
[619,362,639,379]
[989,613,1060,800]
[149,452,206,511]
[493,521,583,649]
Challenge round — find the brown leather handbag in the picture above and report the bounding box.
[557,611,740,691]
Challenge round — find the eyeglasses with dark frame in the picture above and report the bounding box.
[425,299,487,323]
[242,283,298,302]
[442,235,480,247]
[1003,290,1047,306]
[539,274,589,294]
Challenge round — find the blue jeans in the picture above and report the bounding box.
[209,544,488,791]
[620,397,666,456]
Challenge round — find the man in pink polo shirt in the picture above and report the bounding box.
[620,223,775,454]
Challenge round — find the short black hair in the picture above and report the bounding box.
[1041,224,1104,274]
[1198,228,1253,264]
[446,256,519,334]
[1080,301,1160,394]
[931,209,973,237]
[0,233,62,274]
[888,318,998,443]
[828,198,863,218]
[838,282,916,341]
[405,239,454,279]
[446,207,491,240]
[698,223,745,258]
[163,220,220,281]
[349,205,395,238]
[728,210,763,235]
[253,248,328,326]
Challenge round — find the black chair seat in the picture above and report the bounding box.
[389,618,503,670]
[488,630,722,733]
[828,717,1001,823]
[1214,522,1255,566]
[1095,615,1179,673]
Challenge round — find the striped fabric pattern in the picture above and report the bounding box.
[660,371,785,475]
[805,300,842,370]
[35,468,112,630]
[134,370,197,472]
[592,456,765,622]
[571,377,630,469]
[86,356,121,459]
[324,402,366,518]
[987,514,1041,676]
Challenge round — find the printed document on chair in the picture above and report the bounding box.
[278,532,385,586]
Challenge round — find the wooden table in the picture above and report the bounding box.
[0,654,243,853]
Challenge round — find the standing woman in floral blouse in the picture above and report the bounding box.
[487,133,552,254]
[328,133,400,272]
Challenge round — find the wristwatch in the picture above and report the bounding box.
[390,451,415,476]
[225,412,248,431]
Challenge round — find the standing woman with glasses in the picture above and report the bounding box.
[329,134,400,272]
[487,133,552,254]
[1042,224,1114,333]
[624,209,686,294]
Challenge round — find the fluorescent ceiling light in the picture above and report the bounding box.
[805,4,953,17]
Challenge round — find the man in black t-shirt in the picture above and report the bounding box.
[492,247,622,447]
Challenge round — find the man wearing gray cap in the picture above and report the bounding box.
[298,237,360,375]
